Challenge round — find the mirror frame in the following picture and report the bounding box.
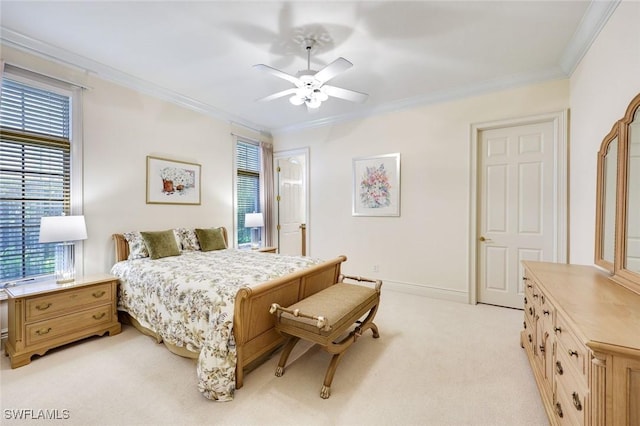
[594,122,619,272]
[595,92,640,295]
[614,92,640,295]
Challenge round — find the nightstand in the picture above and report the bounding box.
[4,274,121,368]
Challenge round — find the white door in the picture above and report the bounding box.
[477,121,556,308]
[275,150,308,256]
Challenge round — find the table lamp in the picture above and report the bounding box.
[244,212,264,249]
[39,215,88,284]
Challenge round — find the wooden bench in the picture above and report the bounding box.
[269,274,382,398]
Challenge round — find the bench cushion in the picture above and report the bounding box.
[279,283,378,336]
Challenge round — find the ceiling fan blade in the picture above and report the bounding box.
[314,57,353,84]
[256,88,298,102]
[253,64,300,85]
[322,85,369,103]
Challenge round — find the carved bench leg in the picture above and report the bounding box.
[320,351,346,399]
[275,336,300,377]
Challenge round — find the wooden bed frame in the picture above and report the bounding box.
[112,228,346,389]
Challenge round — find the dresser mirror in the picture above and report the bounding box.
[620,102,640,277]
[597,93,640,295]
[595,125,618,272]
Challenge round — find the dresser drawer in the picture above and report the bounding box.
[25,283,113,321]
[555,314,589,379]
[555,369,587,426]
[26,304,113,346]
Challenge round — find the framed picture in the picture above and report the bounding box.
[146,156,201,205]
[352,153,401,216]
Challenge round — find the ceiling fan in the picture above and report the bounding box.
[253,39,368,110]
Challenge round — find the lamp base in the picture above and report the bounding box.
[250,227,261,249]
[55,242,77,284]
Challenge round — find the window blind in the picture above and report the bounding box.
[236,140,260,245]
[0,78,71,282]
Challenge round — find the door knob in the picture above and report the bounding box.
[479,236,492,242]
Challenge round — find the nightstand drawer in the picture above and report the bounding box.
[26,305,113,346]
[25,282,113,321]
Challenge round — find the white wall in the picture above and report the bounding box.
[82,77,236,273]
[274,80,570,302]
[569,0,640,265]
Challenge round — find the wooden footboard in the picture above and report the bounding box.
[233,255,346,388]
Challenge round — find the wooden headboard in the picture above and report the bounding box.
[113,227,230,263]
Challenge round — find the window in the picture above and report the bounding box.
[0,77,72,283]
[236,139,261,247]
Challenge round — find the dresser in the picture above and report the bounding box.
[521,261,640,425]
[5,274,121,368]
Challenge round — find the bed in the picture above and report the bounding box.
[111,227,346,401]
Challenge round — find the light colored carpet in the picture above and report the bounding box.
[1,289,548,425]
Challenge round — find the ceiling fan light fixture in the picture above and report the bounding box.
[315,88,329,102]
[306,98,322,109]
[289,95,305,106]
[254,37,368,110]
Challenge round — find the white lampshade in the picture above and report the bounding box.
[245,212,264,228]
[39,215,88,243]
[38,215,87,284]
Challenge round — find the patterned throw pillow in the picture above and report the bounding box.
[175,228,200,251]
[123,231,149,260]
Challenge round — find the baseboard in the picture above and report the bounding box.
[382,280,469,304]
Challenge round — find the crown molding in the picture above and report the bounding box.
[559,0,620,75]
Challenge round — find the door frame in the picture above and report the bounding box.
[468,110,568,305]
[273,147,310,255]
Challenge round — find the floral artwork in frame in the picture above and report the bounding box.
[352,153,401,216]
[146,156,201,205]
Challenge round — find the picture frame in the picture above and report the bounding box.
[352,153,401,216]
[146,156,201,205]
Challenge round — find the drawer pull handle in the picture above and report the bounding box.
[543,310,550,316]
[528,334,532,343]
[568,349,579,357]
[523,276,529,281]
[523,321,527,330]
[556,361,563,375]
[93,312,106,320]
[92,290,106,298]
[554,326,562,334]
[572,392,582,411]
[533,293,539,299]
[36,302,52,311]
[539,344,545,353]
[528,307,533,316]
[555,402,563,418]
[524,297,528,305]
[541,295,545,304]
[36,327,52,336]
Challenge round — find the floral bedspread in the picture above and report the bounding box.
[110,249,322,401]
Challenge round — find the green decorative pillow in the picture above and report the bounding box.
[140,230,181,260]
[195,227,227,252]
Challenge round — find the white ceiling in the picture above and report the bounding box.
[0,1,618,134]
